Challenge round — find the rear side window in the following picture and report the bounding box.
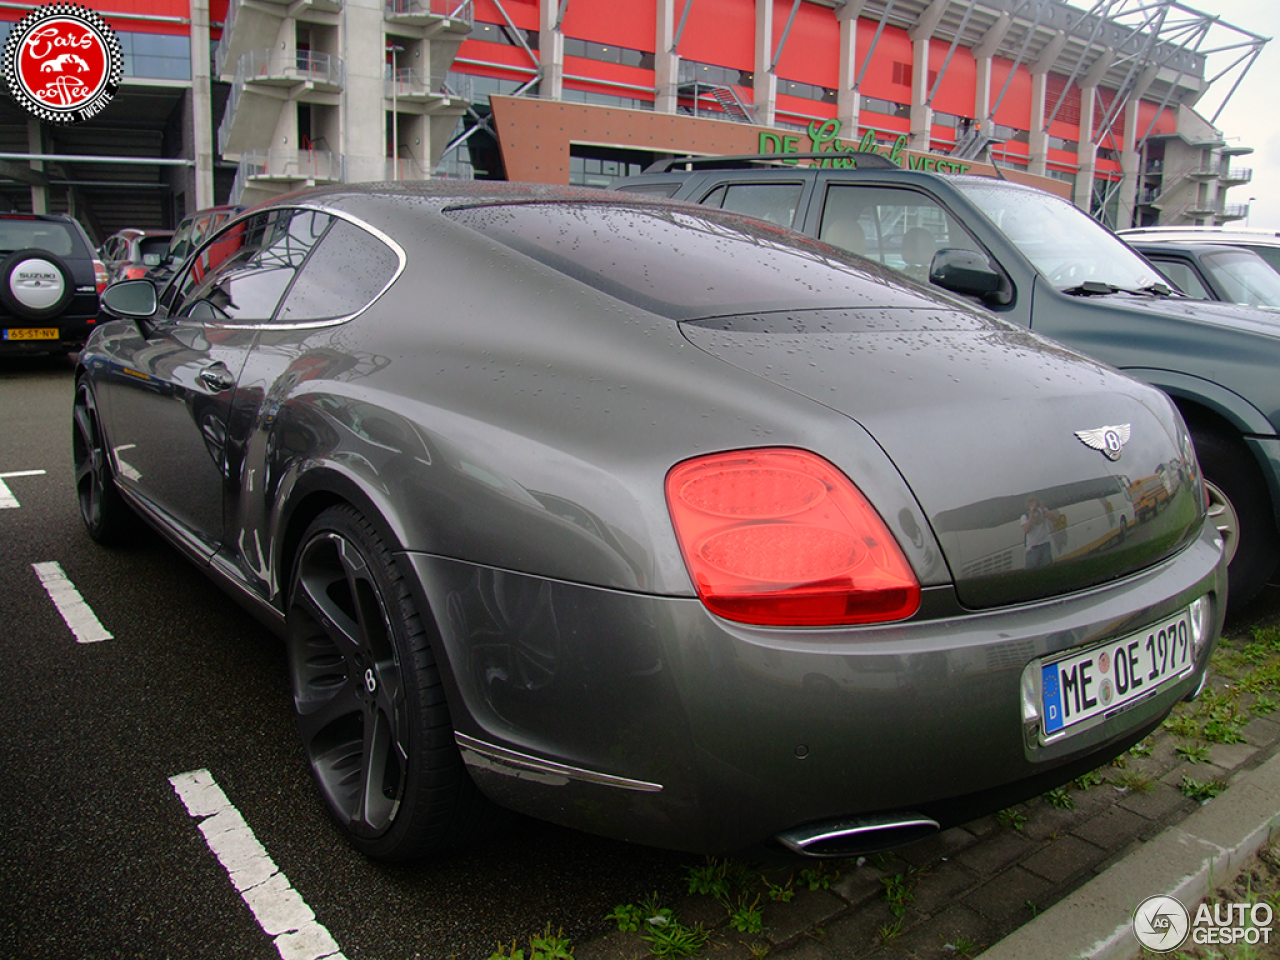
[0,219,81,258]
[818,184,983,282]
[274,218,400,322]
[171,209,332,322]
[699,182,803,227]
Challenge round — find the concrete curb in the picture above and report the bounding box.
[976,751,1280,960]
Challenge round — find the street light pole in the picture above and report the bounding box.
[1247,196,1256,228]
[388,44,404,181]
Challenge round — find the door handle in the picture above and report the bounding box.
[199,365,234,391]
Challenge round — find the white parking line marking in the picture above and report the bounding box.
[31,561,112,643]
[0,469,46,509]
[169,770,348,960]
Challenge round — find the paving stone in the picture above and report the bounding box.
[1071,804,1149,850]
[1241,715,1280,748]
[895,827,978,867]
[830,863,891,909]
[962,815,1000,839]
[1019,802,1089,841]
[961,867,1055,925]
[1207,740,1261,770]
[872,903,994,960]
[762,930,840,960]
[809,898,910,957]
[574,928,650,960]
[1090,838,1143,876]
[764,890,847,946]
[907,859,983,917]
[1020,835,1109,885]
[953,829,1036,876]
[1119,779,1196,821]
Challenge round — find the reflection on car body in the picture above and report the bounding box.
[76,182,1225,863]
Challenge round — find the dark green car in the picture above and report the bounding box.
[614,163,1280,608]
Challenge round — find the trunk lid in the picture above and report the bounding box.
[681,307,1203,609]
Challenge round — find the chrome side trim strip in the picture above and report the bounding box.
[455,733,663,793]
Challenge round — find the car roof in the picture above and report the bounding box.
[1118,226,1280,247]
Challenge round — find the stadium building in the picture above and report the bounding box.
[0,0,1267,242]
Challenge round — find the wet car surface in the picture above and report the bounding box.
[75,181,1225,862]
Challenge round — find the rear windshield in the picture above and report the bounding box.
[0,219,82,258]
[139,237,172,259]
[446,201,965,321]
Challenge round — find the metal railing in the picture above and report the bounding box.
[232,149,344,200]
[232,48,345,87]
[1221,203,1250,220]
[1224,166,1253,183]
[383,67,473,102]
[384,0,473,24]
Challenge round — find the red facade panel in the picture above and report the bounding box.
[855,20,913,103]
[677,0,756,72]
[474,0,538,31]
[927,36,974,118]
[771,0,838,88]
[561,2,656,51]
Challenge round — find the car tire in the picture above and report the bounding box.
[286,504,493,861]
[1193,429,1279,610]
[0,248,74,322]
[72,377,135,545]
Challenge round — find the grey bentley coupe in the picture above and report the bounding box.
[75,181,1225,861]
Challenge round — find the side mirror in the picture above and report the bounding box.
[930,249,1013,306]
[101,279,158,319]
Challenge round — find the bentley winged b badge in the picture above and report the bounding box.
[1075,423,1131,461]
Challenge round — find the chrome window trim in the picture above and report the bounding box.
[171,204,407,332]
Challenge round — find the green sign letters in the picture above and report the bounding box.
[758,119,972,174]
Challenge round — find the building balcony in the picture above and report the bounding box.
[231,148,344,204]
[385,68,472,111]
[237,49,344,91]
[218,50,344,156]
[1221,203,1249,222]
[1222,166,1253,185]
[1188,167,1218,180]
[384,0,473,33]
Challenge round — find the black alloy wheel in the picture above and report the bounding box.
[1193,429,1279,610]
[72,377,132,544]
[287,505,488,860]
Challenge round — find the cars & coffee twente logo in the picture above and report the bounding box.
[2,3,122,124]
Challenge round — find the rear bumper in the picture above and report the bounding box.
[407,518,1226,855]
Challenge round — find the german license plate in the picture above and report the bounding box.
[1041,609,1194,736]
[3,327,58,340]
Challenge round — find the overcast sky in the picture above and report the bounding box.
[1169,0,1279,229]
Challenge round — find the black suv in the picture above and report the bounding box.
[0,212,103,355]
[612,159,1280,609]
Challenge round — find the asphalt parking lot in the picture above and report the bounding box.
[4,352,1279,960]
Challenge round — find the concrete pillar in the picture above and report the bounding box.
[972,14,1009,139]
[836,1,866,137]
[1029,71,1049,176]
[1117,99,1141,228]
[342,0,388,183]
[754,0,775,127]
[540,2,564,102]
[655,0,679,114]
[27,118,46,214]
[908,38,932,151]
[190,0,215,207]
[1074,86,1098,211]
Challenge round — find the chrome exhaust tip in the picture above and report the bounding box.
[776,814,940,858]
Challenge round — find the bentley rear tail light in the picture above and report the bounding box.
[665,448,920,626]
